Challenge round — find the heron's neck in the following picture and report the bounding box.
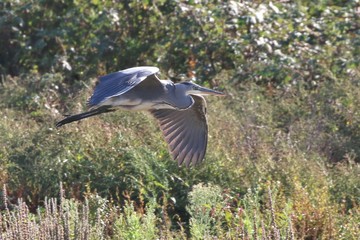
[168,83,194,109]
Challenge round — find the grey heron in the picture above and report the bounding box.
[56,66,225,167]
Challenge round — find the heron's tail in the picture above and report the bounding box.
[56,106,115,128]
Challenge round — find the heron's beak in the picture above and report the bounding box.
[197,86,226,96]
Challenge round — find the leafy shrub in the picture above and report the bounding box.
[187,183,224,239]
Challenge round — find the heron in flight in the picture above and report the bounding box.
[56,66,225,167]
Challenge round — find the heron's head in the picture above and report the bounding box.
[181,82,225,96]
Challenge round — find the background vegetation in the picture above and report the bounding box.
[1,0,359,239]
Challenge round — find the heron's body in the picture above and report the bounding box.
[97,80,193,111]
[57,66,224,167]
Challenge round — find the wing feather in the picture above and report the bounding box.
[88,66,159,107]
[182,128,197,167]
[175,123,200,166]
[161,115,186,131]
[150,95,208,167]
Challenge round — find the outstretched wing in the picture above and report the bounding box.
[88,66,160,107]
[150,95,208,167]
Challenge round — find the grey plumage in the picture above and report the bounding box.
[88,66,159,107]
[56,66,224,167]
[150,95,208,167]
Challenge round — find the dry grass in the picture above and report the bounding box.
[3,180,358,239]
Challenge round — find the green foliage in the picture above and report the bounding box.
[113,200,158,240]
[1,0,360,239]
[4,0,357,84]
[187,183,224,239]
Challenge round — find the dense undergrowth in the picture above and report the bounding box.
[1,0,360,239]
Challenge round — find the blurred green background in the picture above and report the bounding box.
[0,0,359,239]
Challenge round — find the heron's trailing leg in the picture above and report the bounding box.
[56,106,115,128]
